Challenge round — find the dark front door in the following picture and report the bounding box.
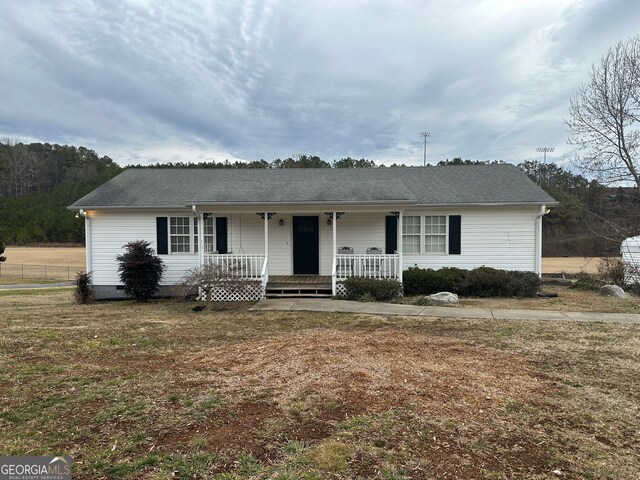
[385,215,398,254]
[293,216,319,274]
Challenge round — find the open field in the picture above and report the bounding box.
[1,290,639,479]
[2,246,86,267]
[542,257,603,274]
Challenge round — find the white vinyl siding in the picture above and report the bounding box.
[87,210,200,285]
[402,206,537,271]
[85,206,539,288]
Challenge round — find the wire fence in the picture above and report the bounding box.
[0,263,86,281]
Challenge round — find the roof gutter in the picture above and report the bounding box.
[68,200,558,210]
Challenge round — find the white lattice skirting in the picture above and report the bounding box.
[335,282,348,298]
[198,281,264,302]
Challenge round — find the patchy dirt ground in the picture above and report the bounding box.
[190,330,550,418]
[1,290,639,479]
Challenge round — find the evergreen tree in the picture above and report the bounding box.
[116,241,165,302]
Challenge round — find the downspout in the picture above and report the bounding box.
[535,205,546,276]
[192,205,203,268]
[78,209,91,273]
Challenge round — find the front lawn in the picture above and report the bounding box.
[399,285,640,314]
[1,290,639,478]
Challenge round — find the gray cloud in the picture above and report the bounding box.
[0,0,639,166]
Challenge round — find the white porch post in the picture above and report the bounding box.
[332,211,337,258]
[398,210,403,283]
[84,214,92,273]
[332,212,337,296]
[535,205,545,276]
[199,212,205,268]
[264,212,269,268]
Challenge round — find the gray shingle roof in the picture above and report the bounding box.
[70,164,557,208]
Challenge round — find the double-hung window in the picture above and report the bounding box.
[402,216,421,253]
[424,215,446,253]
[169,217,198,254]
[402,215,448,254]
[203,215,215,253]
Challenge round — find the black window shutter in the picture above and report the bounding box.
[216,217,228,254]
[156,217,168,255]
[385,216,398,254]
[449,215,461,255]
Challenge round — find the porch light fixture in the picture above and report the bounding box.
[327,218,332,226]
[278,219,284,226]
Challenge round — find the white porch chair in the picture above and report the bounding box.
[364,247,383,277]
[337,246,354,276]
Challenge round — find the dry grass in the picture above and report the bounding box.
[1,290,639,479]
[2,246,85,266]
[0,278,62,286]
[542,257,603,274]
[402,286,640,314]
[460,285,640,313]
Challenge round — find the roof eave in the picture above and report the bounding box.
[68,199,558,210]
[411,201,559,207]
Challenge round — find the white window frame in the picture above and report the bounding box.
[402,215,421,254]
[402,214,449,255]
[203,214,216,253]
[424,215,448,254]
[169,216,197,254]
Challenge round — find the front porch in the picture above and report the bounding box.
[197,208,406,298]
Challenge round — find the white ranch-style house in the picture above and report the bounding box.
[70,165,557,300]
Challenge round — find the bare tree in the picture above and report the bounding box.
[567,35,640,194]
[177,262,258,311]
[0,138,38,198]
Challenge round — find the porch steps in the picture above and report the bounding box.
[265,278,332,298]
[265,286,333,298]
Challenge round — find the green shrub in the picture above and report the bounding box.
[570,273,604,291]
[116,240,165,302]
[504,270,542,297]
[73,271,94,304]
[342,277,403,302]
[413,296,434,306]
[403,267,468,295]
[403,266,540,297]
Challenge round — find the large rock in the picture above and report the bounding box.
[427,291,459,305]
[599,284,627,298]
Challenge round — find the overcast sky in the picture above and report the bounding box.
[1,0,639,167]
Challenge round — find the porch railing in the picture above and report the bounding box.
[204,254,265,280]
[260,257,269,295]
[334,254,400,281]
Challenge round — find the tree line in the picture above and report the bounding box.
[0,139,637,256]
[0,140,121,244]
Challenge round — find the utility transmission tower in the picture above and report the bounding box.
[536,147,554,184]
[420,131,431,166]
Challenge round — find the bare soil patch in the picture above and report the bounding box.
[190,330,551,418]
